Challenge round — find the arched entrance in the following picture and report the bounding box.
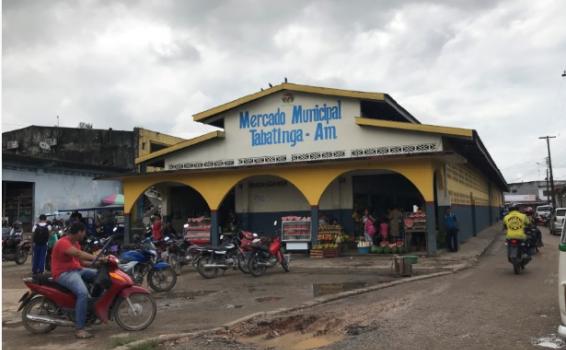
[216,175,311,236]
[128,181,209,242]
[318,169,429,252]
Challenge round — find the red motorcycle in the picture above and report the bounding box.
[247,222,289,277]
[18,236,157,334]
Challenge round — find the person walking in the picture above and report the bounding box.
[444,207,459,252]
[32,214,51,275]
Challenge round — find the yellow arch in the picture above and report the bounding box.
[123,159,435,213]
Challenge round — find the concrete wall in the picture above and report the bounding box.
[3,167,122,220]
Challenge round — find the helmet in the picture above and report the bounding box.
[525,207,534,215]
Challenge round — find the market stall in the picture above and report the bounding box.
[281,216,311,251]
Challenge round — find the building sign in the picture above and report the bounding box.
[239,101,342,147]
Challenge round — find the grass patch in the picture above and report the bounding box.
[128,340,159,350]
[111,335,139,347]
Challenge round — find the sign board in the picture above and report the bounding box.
[166,92,443,170]
[504,194,537,203]
[6,141,18,149]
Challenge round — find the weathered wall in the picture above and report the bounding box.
[3,126,135,170]
[3,167,122,218]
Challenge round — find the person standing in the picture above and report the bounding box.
[151,213,163,241]
[444,207,459,252]
[363,208,376,244]
[32,214,51,275]
[388,207,403,242]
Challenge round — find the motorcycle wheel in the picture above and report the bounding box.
[168,253,182,275]
[22,297,58,334]
[147,267,177,292]
[113,292,157,331]
[281,255,289,273]
[133,265,145,285]
[248,253,267,277]
[197,255,218,279]
[15,248,29,265]
[238,253,250,274]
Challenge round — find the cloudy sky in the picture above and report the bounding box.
[3,0,566,183]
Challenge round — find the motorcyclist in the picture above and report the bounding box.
[51,222,107,339]
[523,206,543,248]
[503,204,530,247]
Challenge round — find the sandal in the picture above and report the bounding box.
[75,329,94,339]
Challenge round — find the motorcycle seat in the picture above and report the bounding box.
[32,274,73,294]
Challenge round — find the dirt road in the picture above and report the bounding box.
[185,228,561,350]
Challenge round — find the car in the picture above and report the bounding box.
[536,205,553,220]
[558,221,566,337]
[551,208,566,235]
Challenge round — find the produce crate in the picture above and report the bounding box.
[310,248,340,258]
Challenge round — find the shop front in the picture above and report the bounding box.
[120,83,507,256]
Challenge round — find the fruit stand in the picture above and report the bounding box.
[281,216,311,251]
[311,224,343,258]
[403,211,427,252]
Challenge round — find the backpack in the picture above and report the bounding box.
[33,225,50,245]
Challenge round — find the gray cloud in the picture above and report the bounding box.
[3,0,566,182]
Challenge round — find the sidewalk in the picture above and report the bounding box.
[290,223,503,274]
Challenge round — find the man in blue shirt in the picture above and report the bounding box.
[444,207,459,252]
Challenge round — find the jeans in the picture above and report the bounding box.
[446,228,459,252]
[32,244,48,274]
[56,268,98,329]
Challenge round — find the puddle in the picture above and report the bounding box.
[532,335,566,349]
[242,332,343,350]
[312,282,367,297]
[255,296,283,303]
[235,314,344,350]
[154,290,216,300]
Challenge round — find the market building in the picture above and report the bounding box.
[122,83,507,255]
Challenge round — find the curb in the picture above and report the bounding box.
[115,228,502,349]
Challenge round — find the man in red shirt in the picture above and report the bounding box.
[52,222,106,339]
[151,214,163,241]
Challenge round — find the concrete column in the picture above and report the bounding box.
[211,210,219,246]
[310,205,319,246]
[123,213,131,245]
[425,202,437,256]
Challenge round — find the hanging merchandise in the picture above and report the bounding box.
[185,216,211,244]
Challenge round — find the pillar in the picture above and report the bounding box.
[310,205,319,246]
[123,213,131,246]
[211,210,219,246]
[425,202,437,256]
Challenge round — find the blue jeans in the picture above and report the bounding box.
[32,244,48,274]
[56,268,97,329]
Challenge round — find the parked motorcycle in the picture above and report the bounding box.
[247,221,289,277]
[118,237,177,292]
[196,232,253,279]
[18,235,157,333]
[2,222,32,265]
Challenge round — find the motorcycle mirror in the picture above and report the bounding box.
[273,220,278,226]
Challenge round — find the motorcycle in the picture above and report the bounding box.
[18,235,157,334]
[118,237,177,292]
[196,231,254,279]
[506,235,536,274]
[247,221,289,277]
[2,223,32,265]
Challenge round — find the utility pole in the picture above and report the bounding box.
[539,136,557,208]
[546,167,550,204]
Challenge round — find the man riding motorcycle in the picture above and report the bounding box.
[51,222,107,339]
[503,204,530,244]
